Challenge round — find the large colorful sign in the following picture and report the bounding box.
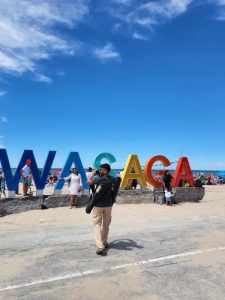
[0,149,195,197]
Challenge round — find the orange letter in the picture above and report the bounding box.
[171,157,194,187]
[120,154,147,188]
[144,155,171,187]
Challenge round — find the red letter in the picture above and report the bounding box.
[144,155,171,187]
[171,157,194,187]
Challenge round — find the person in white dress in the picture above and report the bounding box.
[61,168,83,208]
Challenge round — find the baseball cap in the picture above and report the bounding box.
[26,159,32,165]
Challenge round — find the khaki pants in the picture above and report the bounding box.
[93,206,112,249]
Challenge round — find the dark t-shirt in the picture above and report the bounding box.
[163,174,173,188]
[92,175,113,207]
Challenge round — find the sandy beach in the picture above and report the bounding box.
[1,185,224,228]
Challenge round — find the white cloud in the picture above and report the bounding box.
[0,0,88,79]
[98,0,194,40]
[134,17,157,26]
[133,31,148,40]
[93,43,121,61]
[0,90,7,97]
[0,0,223,78]
[213,0,225,20]
[135,0,193,26]
[34,73,52,83]
[0,116,7,122]
[112,0,132,5]
[216,0,225,5]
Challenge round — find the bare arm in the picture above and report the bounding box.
[87,172,95,184]
[61,174,72,181]
[79,175,83,187]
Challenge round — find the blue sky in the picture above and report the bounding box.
[0,0,224,170]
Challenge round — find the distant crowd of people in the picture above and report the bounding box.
[195,174,225,185]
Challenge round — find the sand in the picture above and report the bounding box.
[1,185,225,228]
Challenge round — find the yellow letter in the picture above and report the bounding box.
[120,154,147,188]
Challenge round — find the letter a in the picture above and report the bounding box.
[55,152,88,194]
[171,157,195,187]
[120,154,147,188]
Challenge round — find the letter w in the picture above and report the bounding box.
[0,149,56,194]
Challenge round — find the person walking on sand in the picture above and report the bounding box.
[61,168,82,208]
[20,159,32,196]
[87,163,114,255]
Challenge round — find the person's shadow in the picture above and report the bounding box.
[108,239,144,251]
[100,239,143,256]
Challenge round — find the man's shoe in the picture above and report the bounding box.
[96,248,105,255]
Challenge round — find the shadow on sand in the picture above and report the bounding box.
[108,239,144,251]
[100,239,143,256]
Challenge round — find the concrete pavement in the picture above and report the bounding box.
[0,187,225,299]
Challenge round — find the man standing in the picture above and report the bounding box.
[86,167,93,180]
[87,163,114,255]
[86,167,95,195]
[163,170,173,191]
[20,159,32,196]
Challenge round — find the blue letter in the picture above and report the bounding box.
[0,149,56,195]
[55,152,88,191]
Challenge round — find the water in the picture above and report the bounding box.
[0,168,223,176]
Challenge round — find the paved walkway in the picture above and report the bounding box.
[0,186,225,299]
